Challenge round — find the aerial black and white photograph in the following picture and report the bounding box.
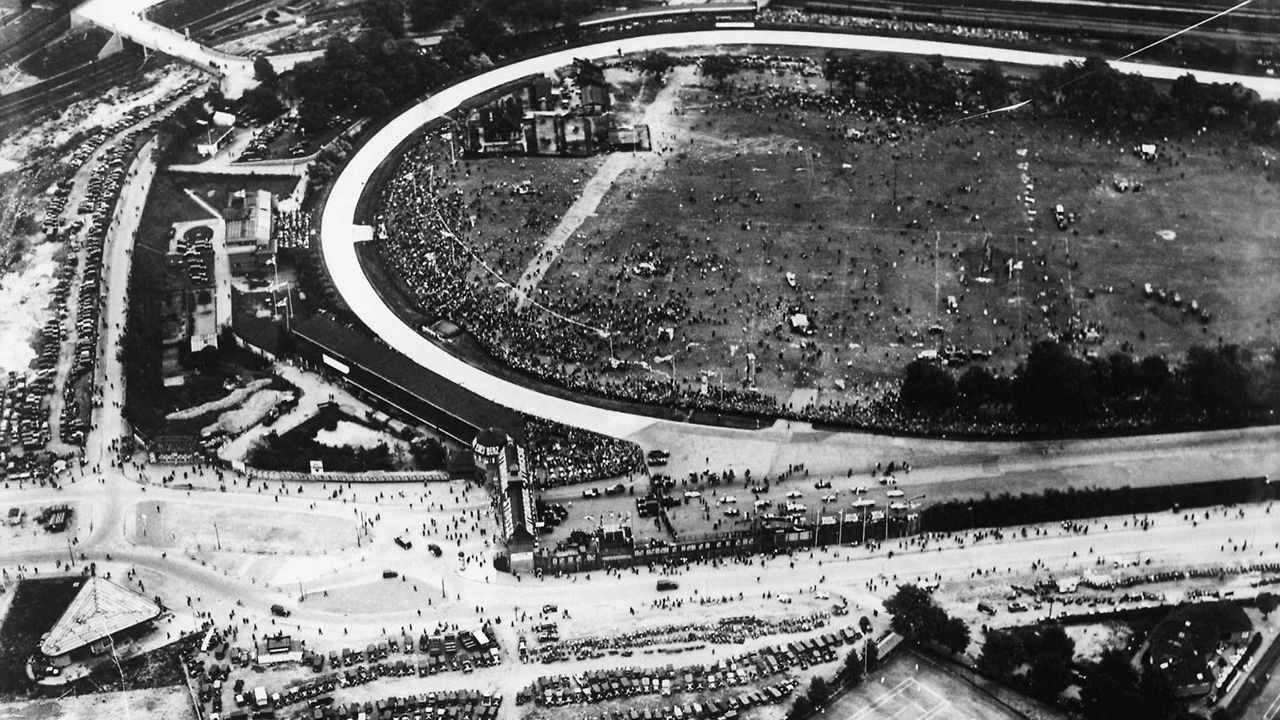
[0,0,1279,719]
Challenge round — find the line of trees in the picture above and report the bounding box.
[825,51,1280,138]
[900,340,1280,430]
[921,475,1278,532]
[977,624,1076,701]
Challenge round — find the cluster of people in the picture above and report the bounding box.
[523,417,644,487]
[273,209,311,250]
[760,8,1036,45]
[369,53,1128,439]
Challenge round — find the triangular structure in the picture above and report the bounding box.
[39,577,162,658]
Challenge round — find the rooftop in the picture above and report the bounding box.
[39,577,163,658]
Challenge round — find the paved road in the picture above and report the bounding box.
[72,0,322,97]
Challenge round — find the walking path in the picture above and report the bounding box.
[513,69,685,308]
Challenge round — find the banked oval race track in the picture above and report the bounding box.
[320,29,1280,480]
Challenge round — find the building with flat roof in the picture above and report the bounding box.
[39,577,163,667]
[224,189,275,273]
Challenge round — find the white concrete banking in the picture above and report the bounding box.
[320,29,1280,442]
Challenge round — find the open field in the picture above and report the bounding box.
[449,51,1280,410]
[0,686,193,720]
[130,500,360,555]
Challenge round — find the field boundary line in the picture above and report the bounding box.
[909,647,1042,720]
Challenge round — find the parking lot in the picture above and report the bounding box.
[538,464,913,546]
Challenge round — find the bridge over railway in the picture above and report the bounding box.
[69,0,320,97]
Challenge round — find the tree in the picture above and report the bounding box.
[410,437,446,470]
[1027,652,1072,699]
[938,616,970,655]
[361,0,406,37]
[239,86,285,120]
[959,365,1007,407]
[1080,649,1144,720]
[842,647,864,684]
[459,6,505,54]
[407,0,446,31]
[787,694,812,720]
[977,629,1023,677]
[1181,344,1253,415]
[884,583,954,646]
[967,60,1010,107]
[1014,340,1096,422]
[700,55,737,86]
[1258,592,1279,618]
[638,51,675,80]
[435,35,476,73]
[900,358,957,409]
[297,100,335,135]
[253,56,278,86]
[1104,351,1142,400]
[1140,355,1172,397]
[806,676,830,707]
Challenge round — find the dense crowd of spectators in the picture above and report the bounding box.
[274,209,312,251]
[371,53,1278,439]
[523,417,644,487]
[760,8,1035,45]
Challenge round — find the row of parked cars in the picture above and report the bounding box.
[527,679,799,720]
[522,626,861,705]
[1,372,50,451]
[281,690,501,720]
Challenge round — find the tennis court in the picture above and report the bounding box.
[826,651,1041,720]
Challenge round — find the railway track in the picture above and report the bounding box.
[0,51,144,129]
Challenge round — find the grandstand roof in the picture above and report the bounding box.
[293,313,525,443]
[39,577,162,658]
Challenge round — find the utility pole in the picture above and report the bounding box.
[214,523,221,550]
[933,231,941,324]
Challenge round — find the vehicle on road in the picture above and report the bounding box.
[395,536,412,550]
[270,604,291,618]
[657,580,679,591]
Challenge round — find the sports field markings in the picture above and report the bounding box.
[1263,689,1280,720]
[846,678,958,720]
